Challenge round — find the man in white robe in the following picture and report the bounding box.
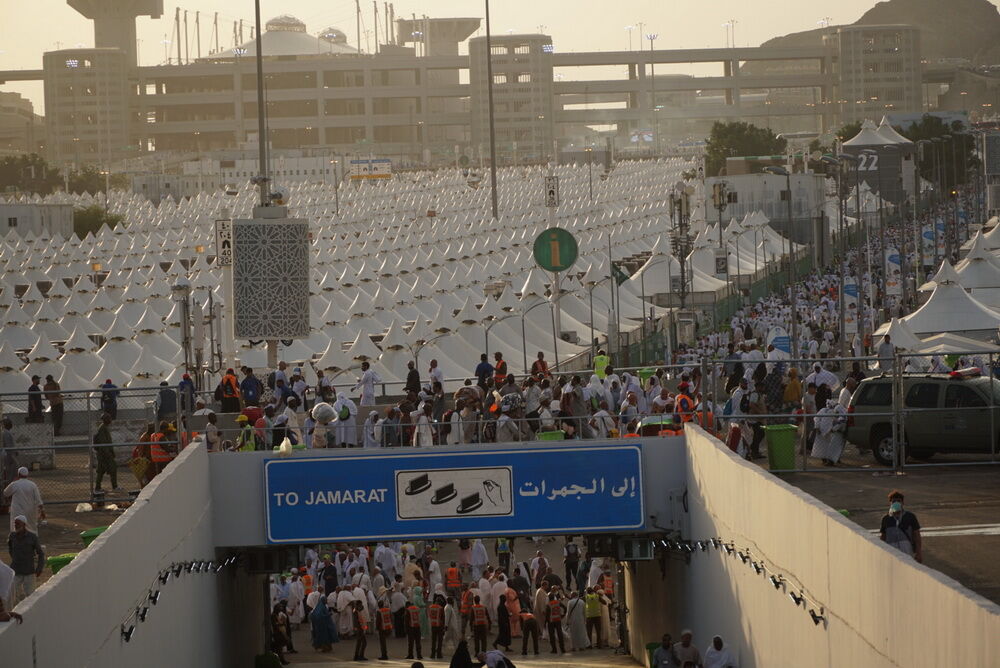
[287,571,306,624]
[3,468,43,533]
[332,393,359,447]
[471,540,489,582]
[353,361,382,407]
[337,585,357,636]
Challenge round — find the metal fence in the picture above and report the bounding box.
[188,352,1000,476]
[0,386,183,505]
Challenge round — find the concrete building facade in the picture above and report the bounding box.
[0,202,74,238]
[832,25,923,122]
[0,6,934,170]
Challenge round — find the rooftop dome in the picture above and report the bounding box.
[266,15,307,33]
[214,16,358,59]
[319,27,348,44]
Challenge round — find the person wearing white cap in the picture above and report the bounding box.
[362,411,380,448]
[4,467,44,533]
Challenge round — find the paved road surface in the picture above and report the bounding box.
[782,464,1000,604]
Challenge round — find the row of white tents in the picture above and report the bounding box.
[0,159,812,397]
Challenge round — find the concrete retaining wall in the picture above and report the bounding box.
[626,425,1000,668]
[0,443,227,668]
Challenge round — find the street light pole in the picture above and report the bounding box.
[484,0,500,220]
[586,147,593,200]
[764,165,798,361]
[646,33,658,156]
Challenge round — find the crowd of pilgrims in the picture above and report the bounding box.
[198,196,991,465]
[266,537,619,663]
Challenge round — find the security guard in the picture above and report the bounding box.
[405,600,423,660]
[471,594,490,654]
[593,349,610,379]
[375,597,393,660]
[428,595,445,658]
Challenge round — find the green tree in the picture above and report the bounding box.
[73,205,121,240]
[836,121,863,144]
[67,165,128,195]
[897,114,976,189]
[704,121,787,176]
[0,154,63,195]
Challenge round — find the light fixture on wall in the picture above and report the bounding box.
[789,591,805,607]
[809,608,826,626]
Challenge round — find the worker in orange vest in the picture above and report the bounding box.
[545,593,565,654]
[219,368,242,413]
[404,600,423,660]
[471,595,490,654]
[459,584,474,637]
[520,610,540,656]
[375,598,393,660]
[149,421,173,477]
[493,352,508,386]
[674,382,696,424]
[600,571,616,599]
[428,595,445,658]
[445,561,463,599]
[352,600,368,661]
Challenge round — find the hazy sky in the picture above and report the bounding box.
[3,0,999,112]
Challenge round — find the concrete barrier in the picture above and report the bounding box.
[626,425,1000,667]
[0,443,227,667]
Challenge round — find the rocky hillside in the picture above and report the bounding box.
[752,0,1000,66]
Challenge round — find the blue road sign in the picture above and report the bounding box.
[264,444,644,543]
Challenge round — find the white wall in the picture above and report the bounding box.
[0,443,226,668]
[627,426,1000,668]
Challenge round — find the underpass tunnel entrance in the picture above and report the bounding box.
[208,438,686,663]
[228,531,657,665]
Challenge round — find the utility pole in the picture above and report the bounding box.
[484,0,500,219]
[253,0,270,208]
[356,0,363,55]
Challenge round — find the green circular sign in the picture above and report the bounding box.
[533,227,578,273]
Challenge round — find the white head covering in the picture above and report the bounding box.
[17,467,28,477]
[13,515,27,525]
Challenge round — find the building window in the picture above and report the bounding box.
[727,191,738,204]
[779,190,790,202]
[6,217,16,228]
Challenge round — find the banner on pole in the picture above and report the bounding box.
[843,278,859,334]
[885,247,902,295]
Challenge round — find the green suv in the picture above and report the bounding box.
[846,373,1000,466]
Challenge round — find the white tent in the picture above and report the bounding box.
[899,282,1000,338]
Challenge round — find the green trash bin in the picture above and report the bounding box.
[80,526,109,548]
[765,423,798,470]
[637,368,656,383]
[47,553,78,575]
[646,641,662,667]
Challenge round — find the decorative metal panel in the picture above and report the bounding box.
[232,219,310,339]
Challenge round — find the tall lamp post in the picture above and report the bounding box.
[838,153,860,356]
[484,0,500,220]
[712,180,729,288]
[171,277,194,377]
[585,146,594,200]
[646,33,658,155]
[763,165,799,361]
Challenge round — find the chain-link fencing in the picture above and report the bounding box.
[0,386,182,505]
